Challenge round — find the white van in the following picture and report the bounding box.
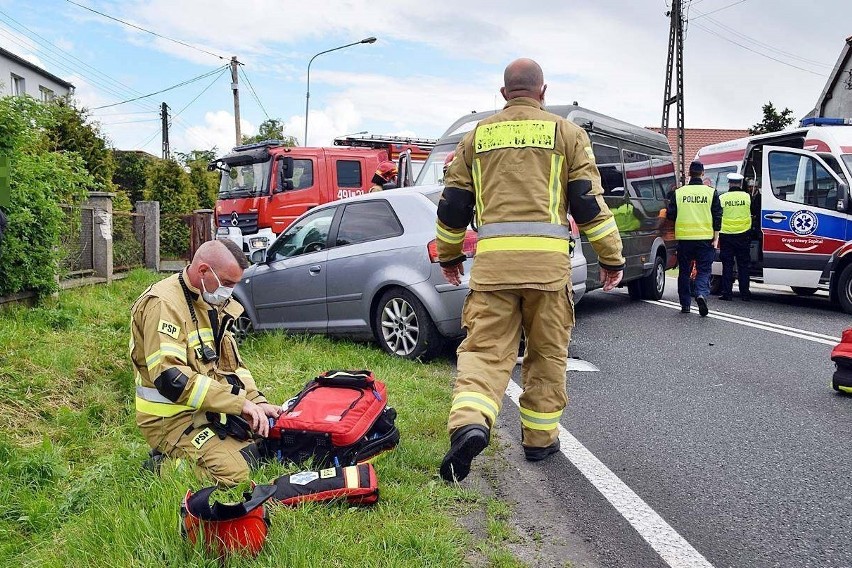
[695,117,852,313]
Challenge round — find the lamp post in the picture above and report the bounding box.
[304,37,376,147]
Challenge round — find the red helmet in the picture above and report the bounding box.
[442,151,456,174]
[375,160,398,182]
[181,483,276,557]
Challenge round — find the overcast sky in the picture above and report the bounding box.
[0,0,848,156]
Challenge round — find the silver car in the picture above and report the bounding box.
[233,185,587,360]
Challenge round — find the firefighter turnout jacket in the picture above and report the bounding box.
[437,97,625,287]
[130,269,267,452]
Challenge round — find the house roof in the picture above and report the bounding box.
[812,35,852,117]
[0,46,75,90]
[647,127,750,168]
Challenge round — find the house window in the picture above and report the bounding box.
[10,74,25,96]
[39,86,54,102]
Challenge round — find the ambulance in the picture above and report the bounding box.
[694,117,852,313]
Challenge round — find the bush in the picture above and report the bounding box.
[144,159,198,259]
[0,97,93,298]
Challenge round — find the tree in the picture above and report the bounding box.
[749,101,795,135]
[144,159,199,258]
[176,149,219,209]
[45,98,115,190]
[241,118,298,146]
[113,150,157,204]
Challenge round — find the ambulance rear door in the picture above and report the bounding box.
[760,146,849,287]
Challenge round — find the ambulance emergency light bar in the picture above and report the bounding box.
[799,117,852,127]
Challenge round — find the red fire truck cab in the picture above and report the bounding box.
[213,135,436,256]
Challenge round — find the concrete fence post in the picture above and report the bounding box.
[86,191,114,283]
[135,201,160,271]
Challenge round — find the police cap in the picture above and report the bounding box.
[689,160,704,174]
[726,172,744,182]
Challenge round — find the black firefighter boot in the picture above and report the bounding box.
[439,424,489,482]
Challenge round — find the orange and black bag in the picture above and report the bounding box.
[831,328,852,393]
[272,463,379,506]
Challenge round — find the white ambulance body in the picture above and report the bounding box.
[694,118,852,313]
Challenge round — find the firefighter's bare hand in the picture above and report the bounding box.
[258,402,282,419]
[441,263,464,286]
[600,268,623,292]
[242,400,269,437]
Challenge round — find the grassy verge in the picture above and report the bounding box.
[0,269,522,567]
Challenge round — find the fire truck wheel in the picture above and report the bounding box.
[233,314,254,345]
[838,265,852,315]
[373,288,443,360]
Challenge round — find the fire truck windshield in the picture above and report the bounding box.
[218,159,270,199]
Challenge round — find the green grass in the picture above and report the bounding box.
[0,269,519,567]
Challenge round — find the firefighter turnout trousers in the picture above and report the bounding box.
[450,287,574,449]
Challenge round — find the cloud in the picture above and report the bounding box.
[178,110,256,154]
[284,98,362,147]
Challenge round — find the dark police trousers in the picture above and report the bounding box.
[677,240,714,308]
[719,232,751,298]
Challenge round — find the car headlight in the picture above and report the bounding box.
[249,236,269,249]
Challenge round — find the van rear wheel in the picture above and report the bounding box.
[640,254,666,300]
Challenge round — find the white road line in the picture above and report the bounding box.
[648,299,840,346]
[504,380,714,568]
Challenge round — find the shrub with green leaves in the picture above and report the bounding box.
[144,159,199,259]
[0,96,94,298]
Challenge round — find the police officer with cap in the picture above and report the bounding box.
[666,160,722,316]
[718,172,752,301]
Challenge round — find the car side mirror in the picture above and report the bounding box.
[837,182,849,213]
[250,249,266,264]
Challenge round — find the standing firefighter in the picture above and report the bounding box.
[369,160,398,193]
[436,58,625,482]
[718,172,752,301]
[130,240,281,486]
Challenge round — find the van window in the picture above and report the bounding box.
[622,150,654,199]
[336,160,362,188]
[593,143,624,195]
[650,156,677,200]
[768,151,838,209]
[703,166,737,193]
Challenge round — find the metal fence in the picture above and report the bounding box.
[113,210,145,271]
[58,205,95,277]
[160,210,214,263]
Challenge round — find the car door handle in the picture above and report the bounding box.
[764,212,787,222]
[309,265,322,274]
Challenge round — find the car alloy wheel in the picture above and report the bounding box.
[379,296,421,356]
[233,314,253,345]
[374,288,443,360]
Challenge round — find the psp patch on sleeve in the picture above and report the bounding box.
[158,320,180,339]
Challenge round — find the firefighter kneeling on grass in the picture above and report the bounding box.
[130,239,281,486]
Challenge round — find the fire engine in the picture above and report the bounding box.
[212,134,437,256]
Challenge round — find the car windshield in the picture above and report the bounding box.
[416,146,454,186]
[218,159,270,199]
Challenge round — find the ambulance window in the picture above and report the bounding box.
[593,143,624,195]
[768,151,838,209]
[818,153,848,184]
[703,166,737,193]
[336,160,362,188]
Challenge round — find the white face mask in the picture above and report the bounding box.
[201,267,234,306]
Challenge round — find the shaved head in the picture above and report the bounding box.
[188,239,248,291]
[502,58,545,100]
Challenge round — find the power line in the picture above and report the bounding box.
[239,67,270,121]
[91,65,228,110]
[97,117,161,126]
[691,22,828,77]
[172,67,228,118]
[691,0,749,19]
[64,0,226,61]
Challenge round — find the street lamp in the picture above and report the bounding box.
[304,37,377,147]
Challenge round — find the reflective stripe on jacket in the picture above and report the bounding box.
[674,184,715,240]
[720,190,752,235]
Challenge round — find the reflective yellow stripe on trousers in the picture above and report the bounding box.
[519,406,563,430]
[451,391,499,426]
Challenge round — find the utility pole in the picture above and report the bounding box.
[661,0,686,183]
[230,56,241,146]
[160,101,170,160]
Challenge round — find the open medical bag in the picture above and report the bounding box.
[831,328,852,393]
[265,370,399,466]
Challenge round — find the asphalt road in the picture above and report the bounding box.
[497,278,851,568]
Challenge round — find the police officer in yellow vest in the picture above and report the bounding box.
[718,172,752,301]
[666,161,722,316]
[436,58,625,482]
[130,239,281,486]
